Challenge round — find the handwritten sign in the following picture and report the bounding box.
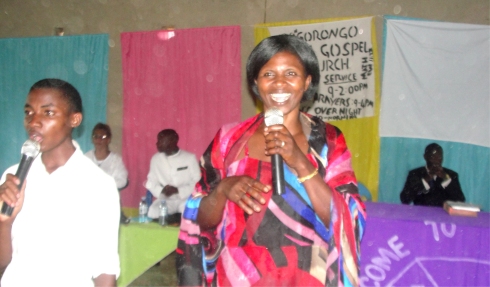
[268,17,375,121]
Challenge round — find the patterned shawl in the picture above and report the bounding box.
[176,112,366,287]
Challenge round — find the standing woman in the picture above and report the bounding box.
[177,35,366,287]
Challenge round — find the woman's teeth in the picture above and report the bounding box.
[271,93,291,103]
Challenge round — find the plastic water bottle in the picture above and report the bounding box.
[159,200,168,226]
[138,196,148,223]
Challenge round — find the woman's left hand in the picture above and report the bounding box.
[263,125,308,170]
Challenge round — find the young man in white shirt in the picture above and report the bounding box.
[0,78,120,286]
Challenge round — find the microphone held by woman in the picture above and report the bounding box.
[265,107,285,195]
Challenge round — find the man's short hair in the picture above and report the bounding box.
[30,78,83,114]
[425,143,443,156]
[158,129,179,142]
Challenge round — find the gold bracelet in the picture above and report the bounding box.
[298,169,319,183]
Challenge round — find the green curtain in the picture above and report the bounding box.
[0,34,108,173]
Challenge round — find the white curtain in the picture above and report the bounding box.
[379,17,490,211]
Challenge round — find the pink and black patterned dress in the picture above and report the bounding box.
[177,112,366,287]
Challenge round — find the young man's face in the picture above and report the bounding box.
[24,88,81,154]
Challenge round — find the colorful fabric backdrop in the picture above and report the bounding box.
[379,17,490,211]
[254,17,381,200]
[120,26,241,208]
[0,34,109,174]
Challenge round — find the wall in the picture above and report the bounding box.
[0,0,488,154]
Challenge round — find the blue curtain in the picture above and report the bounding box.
[0,34,108,174]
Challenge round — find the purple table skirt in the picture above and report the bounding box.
[360,201,490,287]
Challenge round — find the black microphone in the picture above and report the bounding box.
[1,139,41,216]
[264,108,285,196]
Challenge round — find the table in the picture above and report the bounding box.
[117,222,180,287]
[360,202,490,287]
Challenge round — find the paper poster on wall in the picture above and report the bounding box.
[268,17,375,121]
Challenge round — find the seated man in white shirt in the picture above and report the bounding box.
[145,129,200,224]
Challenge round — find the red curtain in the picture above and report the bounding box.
[121,26,241,208]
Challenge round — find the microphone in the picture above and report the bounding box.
[1,139,41,216]
[264,108,285,196]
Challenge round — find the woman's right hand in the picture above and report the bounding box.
[216,176,270,215]
[0,174,25,222]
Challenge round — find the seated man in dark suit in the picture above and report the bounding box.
[400,143,465,207]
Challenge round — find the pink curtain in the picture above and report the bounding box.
[121,26,241,208]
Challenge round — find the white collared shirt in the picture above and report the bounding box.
[145,149,201,217]
[421,166,452,190]
[85,150,128,189]
[1,142,120,286]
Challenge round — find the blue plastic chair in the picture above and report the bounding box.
[145,190,154,207]
[358,182,372,202]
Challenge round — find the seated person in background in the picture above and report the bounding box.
[145,129,200,224]
[0,78,119,286]
[400,143,465,207]
[85,122,130,224]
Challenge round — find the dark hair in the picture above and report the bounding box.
[30,78,83,114]
[158,129,179,142]
[425,143,443,155]
[246,34,320,102]
[92,122,112,138]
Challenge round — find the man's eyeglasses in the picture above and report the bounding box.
[92,134,108,140]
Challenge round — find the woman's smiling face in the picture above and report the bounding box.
[255,51,311,116]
